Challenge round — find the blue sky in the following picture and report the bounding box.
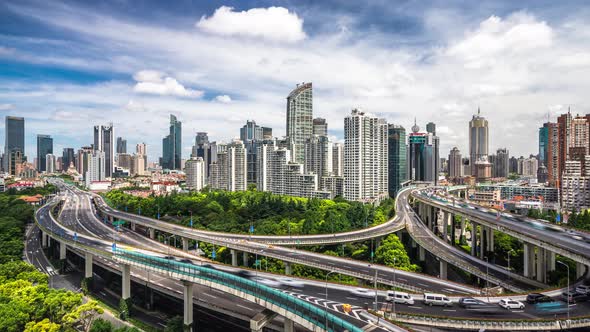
[1,0,589,162]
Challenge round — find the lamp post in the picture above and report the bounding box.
[507,249,515,279]
[325,271,336,331]
[557,261,570,322]
[392,257,397,318]
[484,256,490,302]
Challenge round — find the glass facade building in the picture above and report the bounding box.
[162,114,182,170]
[4,116,25,173]
[286,82,313,164]
[36,134,53,172]
[388,124,407,197]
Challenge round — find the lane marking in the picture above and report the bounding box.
[236,304,255,312]
[203,292,218,299]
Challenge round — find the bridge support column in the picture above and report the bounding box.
[470,222,477,257]
[284,318,294,332]
[85,252,93,279]
[59,241,67,260]
[183,281,194,331]
[231,249,238,267]
[442,212,448,242]
[250,309,277,332]
[546,251,555,272]
[182,238,189,252]
[487,228,494,252]
[396,231,404,242]
[439,260,448,279]
[479,225,485,259]
[122,264,131,300]
[418,246,425,261]
[284,262,292,275]
[576,262,586,278]
[410,237,416,248]
[536,247,546,283]
[243,252,249,266]
[41,231,48,247]
[149,228,155,239]
[130,223,136,231]
[523,243,534,278]
[460,218,466,245]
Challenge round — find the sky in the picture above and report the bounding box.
[1,0,590,162]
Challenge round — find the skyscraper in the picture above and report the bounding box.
[331,143,344,177]
[407,120,439,184]
[36,134,53,172]
[62,148,75,170]
[85,150,105,187]
[426,122,436,136]
[312,118,328,136]
[94,123,114,177]
[45,154,56,174]
[240,120,263,141]
[239,120,265,185]
[77,146,93,179]
[209,140,247,192]
[469,108,489,176]
[344,109,388,202]
[162,114,182,170]
[448,147,462,180]
[116,137,127,154]
[4,116,25,174]
[191,132,214,181]
[286,82,313,164]
[546,122,559,186]
[388,124,407,197]
[304,135,332,178]
[494,148,510,178]
[539,124,549,166]
[185,157,205,191]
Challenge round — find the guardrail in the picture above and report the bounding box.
[113,248,363,332]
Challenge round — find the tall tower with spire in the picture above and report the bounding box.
[469,108,489,177]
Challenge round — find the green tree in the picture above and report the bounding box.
[374,234,419,272]
[24,319,61,332]
[63,300,104,332]
[164,316,184,332]
[90,318,113,332]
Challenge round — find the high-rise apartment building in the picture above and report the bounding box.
[116,137,127,154]
[191,132,215,182]
[344,109,388,202]
[4,116,25,174]
[407,120,439,184]
[240,120,263,141]
[494,148,510,178]
[312,118,328,136]
[185,157,205,191]
[239,120,270,185]
[304,135,332,178]
[94,123,114,177]
[469,108,489,176]
[117,153,132,169]
[36,134,53,172]
[45,154,56,174]
[209,140,247,192]
[388,124,407,197]
[77,146,93,179]
[546,123,559,186]
[448,147,462,180]
[86,150,106,187]
[286,82,313,164]
[561,156,590,211]
[62,148,75,170]
[331,143,343,177]
[518,157,538,177]
[161,114,182,170]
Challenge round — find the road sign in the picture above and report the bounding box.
[211,249,216,259]
[255,259,261,267]
[190,219,193,227]
[113,220,126,226]
[112,243,117,251]
[74,232,78,241]
[250,225,254,233]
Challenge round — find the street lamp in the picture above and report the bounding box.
[557,261,570,322]
[392,257,397,318]
[484,256,490,303]
[325,271,336,331]
[507,249,515,275]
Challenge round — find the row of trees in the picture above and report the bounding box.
[105,188,396,236]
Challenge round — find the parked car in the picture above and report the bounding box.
[498,299,525,310]
[385,291,414,305]
[562,291,589,303]
[575,285,590,295]
[526,293,554,304]
[423,293,452,307]
[278,278,305,288]
[349,288,377,299]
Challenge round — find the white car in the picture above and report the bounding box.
[279,278,305,288]
[349,288,377,299]
[251,277,282,288]
[576,285,590,294]
[498,299,524,310]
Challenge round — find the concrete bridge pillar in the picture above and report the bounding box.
[130,223,136,231]
[546,251,555,272]
[284,318,294,332]
[470,222,477,257]
[487,227,494,252]
[85,252,93,279]
[439,260,448,280]
[149,228,155,239]
[182,238,189,252]
[231,249,238,267]
[418,246,425,261]
[536,247,546,283]
[410,237,417,248]
[284,262,292,275]
[460,218,466,244]
[576,262,587,279]
[183,281,194,332]
[442,211,448,242]
[523,243,535,278]
[109,216,114,223]
[41,231,48,247]
[243,252,249,266]
[59,241,67,260]
[122,264,131,300]
[396,231,404,242]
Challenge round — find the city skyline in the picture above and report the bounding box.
[2,1,589,161]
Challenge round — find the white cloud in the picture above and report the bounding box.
[196,6,306,43]
[0,103,15,111]
[133,70,203,98]
[215,95,232,103]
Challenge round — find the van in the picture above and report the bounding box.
[576,285,590,295]
[423,293,452,307]
[386,291,414,305]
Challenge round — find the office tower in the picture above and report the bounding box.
[487,154,496,176]
[461,157,471,176]
[557,111,572,186]
[62,148,75,170]
[304,135,331,177]
[262,127,273,140]
[36,134,53,172]
[209,140,247,192]
[191,132,214,181]
[286,82,313,164]
[257,140,331,198]
[117,153,132,169]
[185,157,205,191]
[77,146,93,179]
[344,109,388,202]
[94,123,114,177]
[116,137,127,154]
[407,120,438,184]
[85,151,105,187]
[448,147,462,179]
[4,116,25,174]
[426,122,436,136]
[469,108,489,176]
[388,124,407,197]
[546,123,559,186]
[45,154,56,173]
[312,118,328,136]
[240,120,263,141]
[494,148,510,178]
[331,142,344,177]
[539,123,549,166]
[162,114,182,170]
[509,156,518,174]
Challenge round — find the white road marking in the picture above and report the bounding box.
[203,292,218,299]
[408,306,423,309]
[236,304,254,311]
